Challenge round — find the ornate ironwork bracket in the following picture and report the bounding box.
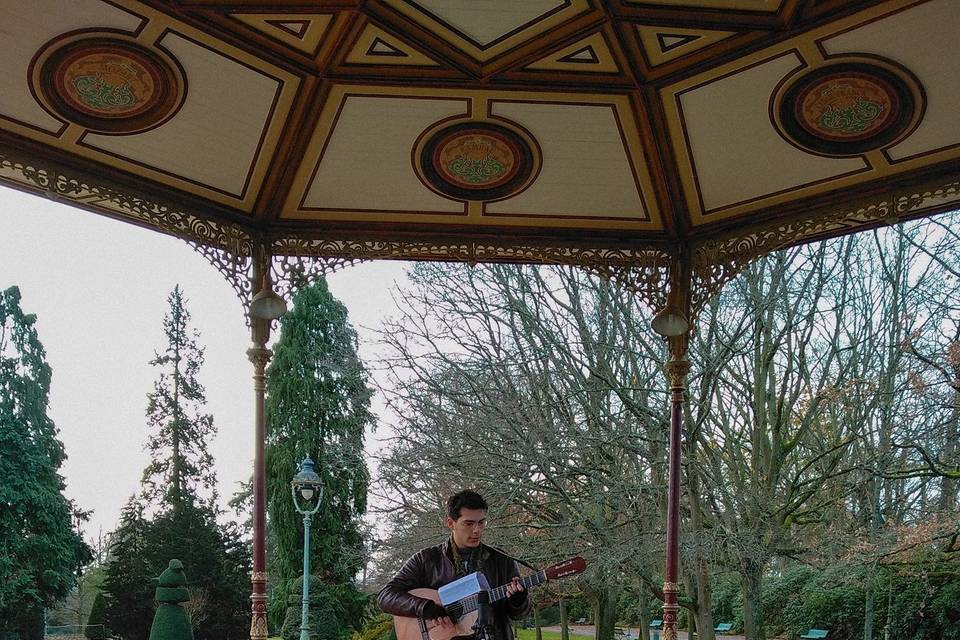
[4,143,959,326]
[690,177,960,314]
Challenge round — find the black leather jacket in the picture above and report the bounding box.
[377,540,531,640]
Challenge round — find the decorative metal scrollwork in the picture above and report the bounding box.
[4,144,959,325]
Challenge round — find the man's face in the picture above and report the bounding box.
[446,507,487,548]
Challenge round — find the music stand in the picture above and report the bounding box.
[472,590,495,640]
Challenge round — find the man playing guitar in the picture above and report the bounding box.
[377,490,530,639]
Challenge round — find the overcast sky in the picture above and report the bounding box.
[0,184,407,540]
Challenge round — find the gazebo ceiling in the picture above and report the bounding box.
[2,0,959,304]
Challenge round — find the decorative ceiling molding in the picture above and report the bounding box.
[523,32,619,73]
[625,0,785,11]
[229,13,333,56]
[345,24,441,66]
[690,173,960,311]
[636,24,737,66]
[379,0,592,62]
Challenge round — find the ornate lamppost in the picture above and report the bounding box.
[291,456,323,640]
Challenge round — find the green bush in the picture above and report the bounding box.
[354,613,394,640]
[710,573,743,631]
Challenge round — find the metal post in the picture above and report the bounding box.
[663,346,690,640]
[247,246,288,640]
[248,330,272,640]
[300,513,313,640]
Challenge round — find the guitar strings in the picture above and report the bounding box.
[445,571,546,621]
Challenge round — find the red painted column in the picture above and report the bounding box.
[248,321,272,640]
[663,351,690,640]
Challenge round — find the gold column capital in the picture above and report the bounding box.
[663,359,690,390]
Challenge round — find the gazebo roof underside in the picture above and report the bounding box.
[2,0,959,307]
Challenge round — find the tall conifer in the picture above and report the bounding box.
[265,279,374,635]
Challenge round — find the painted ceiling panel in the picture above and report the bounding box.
[83,31,283,197]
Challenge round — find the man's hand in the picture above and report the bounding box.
[506,576,525,598]
[422,600,455,630]
[432,616,455,631]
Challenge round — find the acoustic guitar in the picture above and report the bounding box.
[393,556,586,640]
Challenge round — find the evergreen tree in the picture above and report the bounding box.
[101,501,154,640]
[102,287,249,640]
[140,286,217,512]
[0,286,92,639]
[85,591,111,640]
[265,279,374,636]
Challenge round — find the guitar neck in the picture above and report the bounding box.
[446,570,547,620]
[488,570,547,604]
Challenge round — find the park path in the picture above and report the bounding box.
[540,626,746,640]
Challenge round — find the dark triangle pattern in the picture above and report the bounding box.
[264,19,311,39]
[557,45,599,64]
[367,37,408,57]
[657,32,701,53]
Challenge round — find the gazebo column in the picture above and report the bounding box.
[662,341,690,640]
[246,249,288,640]
[649,252,693,640]
[247,328,271,640]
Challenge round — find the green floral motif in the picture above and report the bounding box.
[72,73,136,111]
[819,97,884,135]
[448,154,506,184]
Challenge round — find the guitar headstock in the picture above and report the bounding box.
[544,556,587,580]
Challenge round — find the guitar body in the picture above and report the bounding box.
[393,588,478,640]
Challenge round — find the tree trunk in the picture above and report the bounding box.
[695,562,715,640]
[942,386,960,510]
[561,596,570,640]
[638,585,651,640]
[593,587,620,640]
[882,574,893,640]
[534,605,542,640]
[740,559,765,640]
[685,433,715,640]
[863,563,876,640]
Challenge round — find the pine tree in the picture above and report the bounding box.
[265,279,374,636]
[102,287,249,640]
[85,589,111,640]
[0,286,92,639]
[140,285,217,512]
[101,500,154,640]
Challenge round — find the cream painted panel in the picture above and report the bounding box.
[304,97,467,212]
[680,53,865,212]
[821,0,959,161]
[84,32,280,197]
[488,102,646,219]
[409,0,564,45]
[0,0,142,132]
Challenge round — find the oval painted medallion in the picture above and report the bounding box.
[795,72,899,142]
[772,58,923,157]
[435,128,521,189]
[33,36,185,134]
[417,121,538,201]
[55,47,161,118]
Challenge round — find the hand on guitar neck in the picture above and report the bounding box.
[393,557,586,640]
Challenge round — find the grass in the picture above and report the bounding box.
[514,630,570,640]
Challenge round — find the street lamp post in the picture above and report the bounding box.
[291,457,323,640]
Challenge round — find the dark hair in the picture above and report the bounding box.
[447,490,488,520]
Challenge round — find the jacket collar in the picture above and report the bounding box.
[442,537,491,563]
